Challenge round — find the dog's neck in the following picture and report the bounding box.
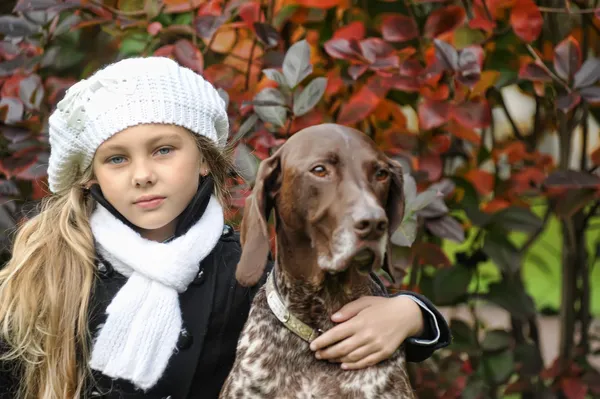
[274,230,375,332]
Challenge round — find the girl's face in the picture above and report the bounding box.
[92,124,207,242]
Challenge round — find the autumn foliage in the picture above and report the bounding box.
[1,0,600,398]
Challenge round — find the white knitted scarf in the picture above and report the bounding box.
[88,195,224,391]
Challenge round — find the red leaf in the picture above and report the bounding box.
[147,21,162,36]
[456,45,483,87]
[381,14,419,42]
[238,1,262,29]
[293,0,343,8]
[154,44,174,57]
[580,86,600,103]
[557,92,581,112]
[469,0,497,32]
[452,99,491,129]
[0,149,37,179]
[389,76,421,92]
[337,85,381,125]
[348,64,368,80]
[419,153,443,181]
[414,242,451,267]
[433,38,459,71]
[0,97,24,124]
[424,5,466,38]
[510,0,542,43]
[561,378,588,399]
[359,38,395,64]
[398,59,424,77]
[325,68,344,96]
[173,39,204,74]
[553,35,582,82]
[466,169,494,195]
[429,134,451,154]
[446,120,481,145]
[323,38,364,61]
[333,21,365,41]
[418,99,451,130]
[590,146,600,166]
[519,62,552,82]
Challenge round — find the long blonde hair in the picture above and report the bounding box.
[0,133,236,398]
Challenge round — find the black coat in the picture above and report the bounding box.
[0,225,451,398]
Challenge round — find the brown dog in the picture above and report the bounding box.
[219,123,416,399]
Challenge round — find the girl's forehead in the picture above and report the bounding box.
[98,124,193,150]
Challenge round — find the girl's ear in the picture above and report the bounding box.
[85,179,98,189]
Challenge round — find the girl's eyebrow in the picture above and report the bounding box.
[98,133,184,154]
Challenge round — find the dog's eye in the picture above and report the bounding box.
[310,165,328,177]
[375,169,390,181]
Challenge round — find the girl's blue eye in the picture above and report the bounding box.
[157,147,171,155]
[108,156,125,164]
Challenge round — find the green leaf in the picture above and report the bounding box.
[409,189,441,213]
[234,143,259,183]
[482,329,512,353]
[120,33,150,56]
[448,318,478,353]
[253,88,288,128]
[462,378,487,399]
[232,113,259,143]
[263,69,289,88]
[282,39,312,89]
[0,16,40,37]
[390,214,417,247]
[482,350,514,384]
[403,173,417,205]
[486,279,536,320]
[482,231,521,275]
[433,264,472,305]
[514,343,544,376]
[173,11,194,26]
[293,77,327,116]
[273,4,299,30]
[489,206,544,234]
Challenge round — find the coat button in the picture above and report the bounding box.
[222,224,233,237]
[177,328,193,350]
[192,269,205,285]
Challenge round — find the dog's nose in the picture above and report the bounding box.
[354,212,388,240]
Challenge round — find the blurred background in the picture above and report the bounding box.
[0,0,599,398]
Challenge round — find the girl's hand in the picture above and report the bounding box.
[309,296,424,370]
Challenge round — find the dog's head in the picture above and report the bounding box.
[236,123,405,287]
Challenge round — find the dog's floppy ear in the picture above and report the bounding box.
[383,158,406,277]
[385,158,406,235]
[236,151,281,287]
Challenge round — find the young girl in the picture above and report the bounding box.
[0,57,450,398]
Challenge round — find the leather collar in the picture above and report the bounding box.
[265,268,323,343]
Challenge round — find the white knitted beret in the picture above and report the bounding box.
[47,56,229,194]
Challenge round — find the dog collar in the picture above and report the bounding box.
[265,270,323,343]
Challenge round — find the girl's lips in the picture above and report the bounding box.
[135,197,165,209]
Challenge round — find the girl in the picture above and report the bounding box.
[0,57,450,398]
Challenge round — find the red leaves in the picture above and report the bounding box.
[518,62,552,82]
[293,0,344,9]
[561,378,588,399]
[333,21,365,41]
[466,169,495,196]
[510,0,543,43]
[427,39,484,89]
[324,37,398,80]
[418,98,491,131]
[418,99,450,130]
[453,99,492,129]
[337,83,381,125]
[554,36,582,82]
[173,39,204,73]
[424,5,466,38]
[381,14,418,42]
